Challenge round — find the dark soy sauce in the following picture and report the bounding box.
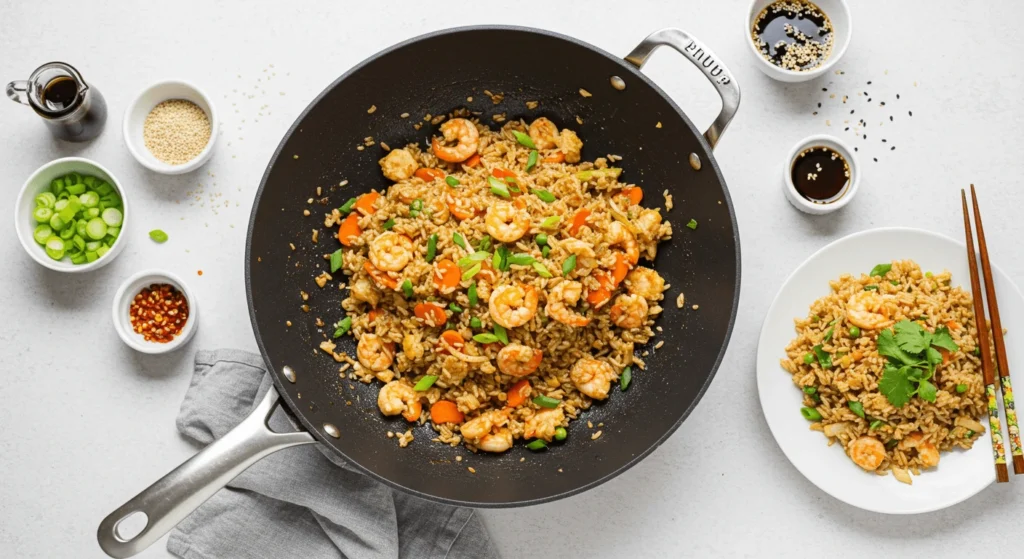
[753,0,833,71]
[41,77,81,110]
[791,146,850,203]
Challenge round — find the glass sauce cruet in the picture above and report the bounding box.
[7,62,107,142]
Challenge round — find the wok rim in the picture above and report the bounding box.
[245,24,742,507]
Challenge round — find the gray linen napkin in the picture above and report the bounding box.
[166,349,499,559]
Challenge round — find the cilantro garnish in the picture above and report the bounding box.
[877,320,959,406]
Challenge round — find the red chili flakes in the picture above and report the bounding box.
[130,283,189,343]
[197,270,203,276]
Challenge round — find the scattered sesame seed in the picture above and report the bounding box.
[468,467,476,474]
[579,88,592,98]
[293,155,299,159]
[456,455,462,462]
[867,81,872,85]
[692,304,699,310]
[873,157,878,162]
[889,116,894,122]
[908,111,913,117]
[891,146,895,151]
[896,94,901,100]
[367,105,377,114]
[822,88,828,92]
[817,102,821,108]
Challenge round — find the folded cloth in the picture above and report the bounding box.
[167,349,499,559]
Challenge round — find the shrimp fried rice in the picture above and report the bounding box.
[322,115,672,453]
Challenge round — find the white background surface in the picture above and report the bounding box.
[1,1,1022,557]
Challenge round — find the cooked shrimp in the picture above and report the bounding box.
[610,293,648,329]
[558,238,597,270]
[556,129,583,163]
[570,357,616,400]
[377,380,422,422]
[389,182,427,205]
[402,332,424,361]
[485,201,530,243]
[634,209,663,241]
[846,290,894,330]
[350,278,381,307]
[461,409,511,453]
[848,436,886,471]
[431,118,479,163]
[605,221,639,265]
[625,266,665,301]
[524,408,565,442]
[424,197,450,225]
[369,232,413,272]
[489,284,539,328]
[497,344,543,377]
[903,432,940,468]
[358,333,395,372]
[379,148,419,182]
[528,117,558,150]
[545,280,590,327]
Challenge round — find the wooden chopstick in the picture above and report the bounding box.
[961,188,1010,483]
[970,185,1024,475]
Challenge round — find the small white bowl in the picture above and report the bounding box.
[15,157,129,273]
[783,134,859,215]
[746,0,852,83]
[122,80,217,174]
[112,269,198,354]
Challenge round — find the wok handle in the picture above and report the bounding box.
[96,387,316,558]
[625,28,741,150]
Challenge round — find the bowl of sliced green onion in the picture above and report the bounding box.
[15,157,128,272]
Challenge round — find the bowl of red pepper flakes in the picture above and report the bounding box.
[112,269,198,353]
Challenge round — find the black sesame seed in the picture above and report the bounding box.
[844,127,849,131]
[813,111,818,115]
[867,81,872,85]
[817,102,822,108]
[909,111,913,116]
[851,110,855,114]
[882,139,887,143]
[823,88,828,92]
[863,135,867,140]
[873,157,878,162]
[867,98,872,102]
[854,147,858,152]
[889,116,894,121]
[880,102,886,106]
[897,94,901,99]
[891,146,895,151]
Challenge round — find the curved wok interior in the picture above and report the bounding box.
[247,27,740,506]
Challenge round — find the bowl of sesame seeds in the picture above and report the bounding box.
[122,80,217,174]
[112,269,198,354]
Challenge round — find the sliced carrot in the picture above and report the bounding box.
[464,154,481,167]
[512,197,527,210]
[437,330,465,355]
[414,168,446,182]
[946,320,961,331]
[368,308,382,322]
[611,252,630,286]
[586,272,614,308]
[621,187,643,205]
[938,347,952,366]
[434,259,461,291]
[569,209,592,236]
[338,213,362,246]
[414,302,447,327]
[353,191,380,215]
[491,167,517,180]
[506,379,532,408]
[430,400,465,424]
[448,201,476,220]
[364,261,398,290]
[542,151,565,163]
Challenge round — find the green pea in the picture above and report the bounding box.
[956,383,968,394]
[848,326,861,338]
[536,233,548,246]
[803,353,815,364]
[554,427,567,441]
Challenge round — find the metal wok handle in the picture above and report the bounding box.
[625,28,741,150]
[97,388,316,558]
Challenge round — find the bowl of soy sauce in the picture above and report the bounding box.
[783,134,859,215]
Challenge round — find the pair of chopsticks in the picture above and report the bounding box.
[961,185,1023,483]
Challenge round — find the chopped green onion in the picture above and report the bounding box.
[330,249,343,273]
[402,279,414,299]
[473,333,499,344]
[870,419,886,430]
[685,219,698,230]
[414,375,438,391]
[48,214,66,231]
[84,218,107,240]
[848,401,865,418]
[535,233,548,246]
[956,383,968,394]
[532,189,556,203]
[453,232,468,250]
[966,430,975,438]
[470,317,482,329]
[59,225,74,240]
[477,235,492,252]
[50,178,65,194]
[973,347,981,356]
[803,353,814,364]
[526,150,538,172]
[382,218,395,230]
[863,285,879,291]
[338,197,357,214]
[44,237,65,260]
[65,183,86,195]
[562,255,577,276]
[449,302,463,313]
[426,233,438,263]
[532,395,561,408]
[824,326,834,342]
[526,439,547,451]
[462,262,482,281]
[803,386,817,395]
[512,130,536,149]
[79,191,99,208]
[33,207,54,223]
[333,316,352,338]
[541,216,561,229]
[33,224,53,245]
[507,253,536,266]
[445,176,460,187]
[496,245,511,271]
[890,280,900,286]
[554,427,567,441]
[532,262,552,278]
[494,324,508,345]
[542,245,551,258]
[488,176,511,199]
[409,199,424,217]
[620,366,632,390]
[925,271,933,278]
[800,407,822,421]
[35,192,56,208]
[149,229,168,243]
[468,282,479,307]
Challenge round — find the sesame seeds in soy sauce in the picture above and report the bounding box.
[791,146,850,203]
[752,0,833,71]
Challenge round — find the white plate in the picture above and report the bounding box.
[756,227,1020,514]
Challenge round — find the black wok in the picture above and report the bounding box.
[99,26,741,557]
